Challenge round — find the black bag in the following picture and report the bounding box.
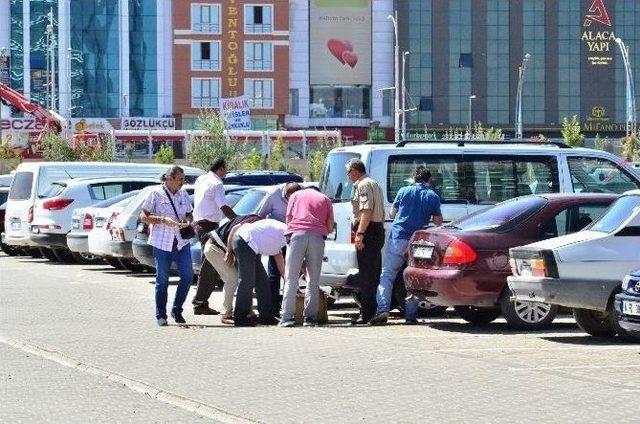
[162,186,196,239]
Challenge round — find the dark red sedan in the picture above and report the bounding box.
[404,193,617,330]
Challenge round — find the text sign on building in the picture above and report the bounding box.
[121,118,176,130]
[223,0,242,97]
[70,118,113,134]
[582,0,614,66]
[0,55,9,85]
[309,0,372,85]
[0,118,47,132]
[220,96,251,130]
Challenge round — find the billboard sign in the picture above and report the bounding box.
[309,0,371,85]
[220,96,251,130]
[71,118,113,134]
[121,118,176,130]
[582,0,614,66]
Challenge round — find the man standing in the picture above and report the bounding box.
[225,218,287,326]
[370,166,443,325]
[256,182,301,316]
[346,158,385,324]
[192,158,236,316]
[279,187,334,327]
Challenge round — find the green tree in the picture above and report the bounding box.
[41,131,78,161]
[155,145,175,164]
[472,122,502,141]
[268,136,288,171]
[561,115,585,147]
[188,109,242,170]
[594,133,612,153]
[0,140,21,172]
[309,134,342,181]
[622,134,640,161]
[242,147,263,170]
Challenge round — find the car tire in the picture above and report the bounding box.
[499,290,558,331]
[1,243,18,256]
[53,249,76,263]
[38,247,58,261]
[573,308,617,337]
[105,257,124,269]
[118,258,146,273]
[454,305,501,325]
[70,251,103,265]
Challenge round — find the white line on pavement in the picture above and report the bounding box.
[510,364,640,371]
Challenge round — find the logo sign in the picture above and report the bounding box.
[121,118,176,130]
[0,118,47,132]
[310,0,372,85]
[222,0,241,97]
[634,281,640,293]
[582,0,614,66]
[70,118,113,134]
[220,96,251,130]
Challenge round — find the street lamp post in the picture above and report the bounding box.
[401,51,409,141]
[515,53,531,139]
[388,12,400,144]
[468,95,476,139]
[66,47,72,119]
[615,38,636,137]
[0,47,6,144]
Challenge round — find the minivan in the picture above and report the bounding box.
[4,162,204,249]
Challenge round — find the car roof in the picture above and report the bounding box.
[14,162,203,172]
[51,176,161,185]
[622,189,640,196]
[225,170,300,176]
[537,193,618,201]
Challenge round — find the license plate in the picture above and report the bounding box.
[622,300,640,317]
[413,246,434,259]
[11,221,20,230]
[95,219,105,228]
[72,222,80,230]
[518,261,533,277]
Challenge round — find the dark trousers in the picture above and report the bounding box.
[267,246,286,316]
[232,235,273,322]
[192,220,219,307]
[356,222,385,321]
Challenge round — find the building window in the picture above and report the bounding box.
[382,90,393,117]
[558,0,580,122]
[191,41,220,71]
[523,0,545,124]
[448,0,472,124]
[309,86,371,119]
[289,88,299,116]
[487,0,510,125]
[191,4,221,33]
[245,79,274,109]
[407,0,433,126]
[244,5,273,34]
[192,78,221,108]
[245,42,273,71]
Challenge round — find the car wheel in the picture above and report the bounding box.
[500,290,558,331]
[454,305,501,325]
[573,308,617,337]
[105,257,124,269]
[1,243,18,256]
[53,249,76,263]
[38,247,58,261]
[28,248,43,258]
[70,251,102,265]
[118,259,146,273]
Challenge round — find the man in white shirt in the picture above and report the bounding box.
[191,158,236,315]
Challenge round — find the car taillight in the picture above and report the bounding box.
[442,239,477,265]
[42,198,74,211]
[106,212,120,230]
[28,206,34,223]
[82,213,93,230]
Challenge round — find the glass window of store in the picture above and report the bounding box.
[558,0,581,122]
[9,0,24,99]
[191,41,220,71]
[245,42,273,71]
[129,0,158,117]
[614,2,640,123]
[191,78,220,108]
[245,79,274,109]
[448,0,472,125]
[407,0,432,126]
[191,3,220,33]
[29,0,58,109]
[486,0,509,125]
[309,87,371,119]
[522,0,545,124]
[244,5,273,34]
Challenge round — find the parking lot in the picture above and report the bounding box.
[1,252,639,424]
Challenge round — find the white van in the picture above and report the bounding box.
[4,162,204,249]
[318,140,640,291]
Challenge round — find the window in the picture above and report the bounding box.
[245,79,273,109]
[319,152,360,202]
[245,42,273,71]
[244,5,273,33]
[191,78,221,108]
[452,196,548,233]
[543,204,610,238]
[9,172,34,200]
[591,195,640,233]
[568,156,640,194]
[387,155,559,205]
[289,88,299,116]
[91,183,125,201]
[191,4,220,33]
[382,90,393,117]
[310,86,371,118]
[191,41,220,71]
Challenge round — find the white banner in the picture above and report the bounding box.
[70,118,113,133]
[220,96,251,130]
[121,117,176,130]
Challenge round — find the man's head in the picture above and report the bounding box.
[345,158,366,183]
[164,165,186,193]
[414,166,432,184]
[210,158,227,178]
[284,182,302,200]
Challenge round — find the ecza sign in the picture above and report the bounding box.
[0,118,47,131]
[121,118,176,130]
[220,96,251,130]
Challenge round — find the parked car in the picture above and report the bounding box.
[3,162,204,251]
[403,193,615,329]
[1,188,17,256]
[614,269,640,341]
[508,190,640,337]
[0,174,13,188]
[319,140,640,296]
[223,170,303,186]
[66,190,142,263]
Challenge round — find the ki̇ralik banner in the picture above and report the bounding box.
[220,95,252,130]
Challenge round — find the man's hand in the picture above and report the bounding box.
[224,252,235,266]
[354,234,365,251]
[163,217,179,228]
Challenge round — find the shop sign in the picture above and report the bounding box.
[366,128,386,140]
[121,118,176,130]
[70,118,113,133]
[582,0,614,66]
[224,0,240,97]
[0,118,47,132]
[220,96,251,130]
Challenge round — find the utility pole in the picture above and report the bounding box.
[615,38,637,137]
[401,51,409,141]
[468,95,476,139]
[0,47,6,144]
[515,53,531,139]
[47,10,56,113]
[388,12,399,144]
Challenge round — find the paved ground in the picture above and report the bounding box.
[1,253,639,423]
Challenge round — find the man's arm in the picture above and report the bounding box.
[389,207,398,220]
[221,205,236,220]
[433,215,443,226]
[273,252,285,279]
[224,223,244,265]
[326,217,334,234]
[140,209,177,227]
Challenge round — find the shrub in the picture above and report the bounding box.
[242,147,263,170]
[0,140,21,172]
[561,115,585,147]
[188,109,242,170]
[155,145,175,164]
[309,134,342,181]
[622,134,640,161]
[268,136,288,171]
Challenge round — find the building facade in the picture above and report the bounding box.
[172,0,290,130]
[397,0,640,137]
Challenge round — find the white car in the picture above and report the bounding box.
[508,190,640,338]
[87,196,138,269]
[30,176,159,261]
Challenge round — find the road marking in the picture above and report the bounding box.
[0,336,262,424]
[510,364,640,371]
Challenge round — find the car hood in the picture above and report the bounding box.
[514,230,607,252]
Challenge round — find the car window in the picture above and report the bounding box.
[9,171,34,200]
[319,152,360,202]
[387,155,559,205]
[233,190,267,215]
[39,183,66,198]
[590,195,640,233]
[568,156,640,194]
[0,191,8,205]
[448,196,547,232]
[542,203,610,238]
[92,190,140,208]
[225,191,246,208]
[91,183,125,200]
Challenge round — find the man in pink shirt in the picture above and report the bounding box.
[279,187,334,327]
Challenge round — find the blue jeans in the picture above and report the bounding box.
[375,236,419,320]
[153,240,193,320]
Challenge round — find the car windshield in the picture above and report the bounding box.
[233,190,267,215]
[450,195,548,232]
[39,182,67,198]
[92,190,140,208]
[590,195,640,233]
[226,190,248,208]
[9,171,33,200]
[319,152,360,202]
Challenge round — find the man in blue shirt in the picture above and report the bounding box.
[370,166,443,324]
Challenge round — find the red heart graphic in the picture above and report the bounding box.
[327,39,347,64]
[342,50,358,68]
[343,40,354,51]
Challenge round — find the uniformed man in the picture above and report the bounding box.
[346,158,385,324]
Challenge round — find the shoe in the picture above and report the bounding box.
[350,315,369,325]
[259,316,279,326]
[303,317,317,327]
[278,318,296,328]
[234,317,258,327]
[405,318,419,325]
[221,316,235,325]
[171,312,186,324]
[369,312,389,325]
[193,305,220,315]
[157,318,168,327]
